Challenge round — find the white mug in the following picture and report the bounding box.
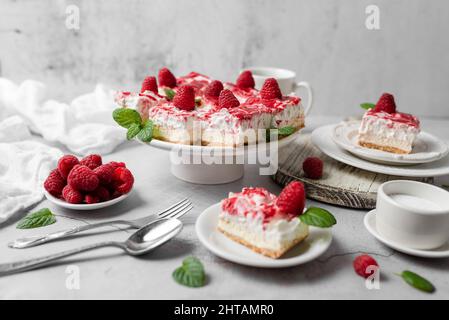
[376,180,449,250]
[242,67,313,115]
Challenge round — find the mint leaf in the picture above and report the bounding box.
[164,88,176,101]
[137,120,154,142]
[127,123,141,140]
[278,126,295,136]
[399,271,435,293]
[113,108,142,129]
[360,103,375,110]
[299,207,336,228]
[173,256,206,288]
[17,208,56,229]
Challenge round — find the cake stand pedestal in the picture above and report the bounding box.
[146,131,302,185]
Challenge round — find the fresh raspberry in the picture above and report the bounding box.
[112,167,134,194]
[93,164,115,185]
[276,181,306,216]
[62,185,83,204]
[302,157,324,179]
[204,80,224,101]
[353,254,379,278]
[260,78,282,99]
[158,67,177,88]
[79,154,102,170]
[67,165,99,192]
[85,194,100,204]
[374,93,396,114]
[219,89,240,109]
[141,76,158,94]
[93,186,110,202]
[173,85,195,111]
[57,155,79,179]
[108,161,126,170]
[236,70,255,89]
[44,169,66,197]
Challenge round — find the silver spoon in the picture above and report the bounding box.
[0,218,183,276]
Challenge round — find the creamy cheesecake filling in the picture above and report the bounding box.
[218,213,308,252]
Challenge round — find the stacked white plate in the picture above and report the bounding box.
[311,121,449,177]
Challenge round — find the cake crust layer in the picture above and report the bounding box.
[359,141,409,154]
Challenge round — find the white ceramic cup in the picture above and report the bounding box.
[376,180,449,250]
[242,67,313,115]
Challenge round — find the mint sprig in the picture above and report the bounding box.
[112,108,142,128]
[17,208,56,229]
[164,88,176,101]
[112,108,154,143]
[398,271,435,293]
[299,207,336,228]
[137,120,154,142]
[173,256,206,288]
[126,123,141,140]
[360,103,375,110]
[278,126,295,136]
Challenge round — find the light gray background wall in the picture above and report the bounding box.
[1,0,448,118]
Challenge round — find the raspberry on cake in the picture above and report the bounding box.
[218,184,309,259]
[358,93,420,154]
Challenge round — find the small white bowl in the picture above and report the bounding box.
[376,181,449,250]
[44,189,132,211]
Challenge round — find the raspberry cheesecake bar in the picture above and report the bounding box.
[114,68,306,146]
[218,182,309,259]
[358,93,420,154]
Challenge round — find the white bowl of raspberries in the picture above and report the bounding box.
[43,154,134,210]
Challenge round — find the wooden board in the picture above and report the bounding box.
[273,134,433,209]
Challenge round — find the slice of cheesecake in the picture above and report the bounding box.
[218,183,309,259]
[358,93,420,154]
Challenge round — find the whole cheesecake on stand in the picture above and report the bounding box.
[114,67,306,147]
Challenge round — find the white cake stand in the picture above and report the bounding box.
[143,131,303,184]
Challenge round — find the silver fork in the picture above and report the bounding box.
[9,198,192,249]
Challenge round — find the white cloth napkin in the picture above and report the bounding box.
[0,78,126,223]
[0,78,125,155]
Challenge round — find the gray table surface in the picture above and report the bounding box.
[0,115,448,300]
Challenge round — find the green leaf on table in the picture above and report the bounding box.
[172,256,206,288]
[164,88,176,101]
[399,270,435,293]
[278,126,295,136]
[16,208,56,229]
[127,123,141,140]
[360,103,375,110]
[112,108,142,129]
[299,207,337,228]
[137,120,154,142]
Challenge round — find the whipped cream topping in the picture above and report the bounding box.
[221,187,296,223]
[366,109,420,128]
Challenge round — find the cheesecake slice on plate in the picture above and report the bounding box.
[358,93,420,154]
[218,182,309,259]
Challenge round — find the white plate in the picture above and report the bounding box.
[364,210,449,258]
[44,189,132,210]
[312,124,449,177]
[332,121,448,165]
[195,203,333,268]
